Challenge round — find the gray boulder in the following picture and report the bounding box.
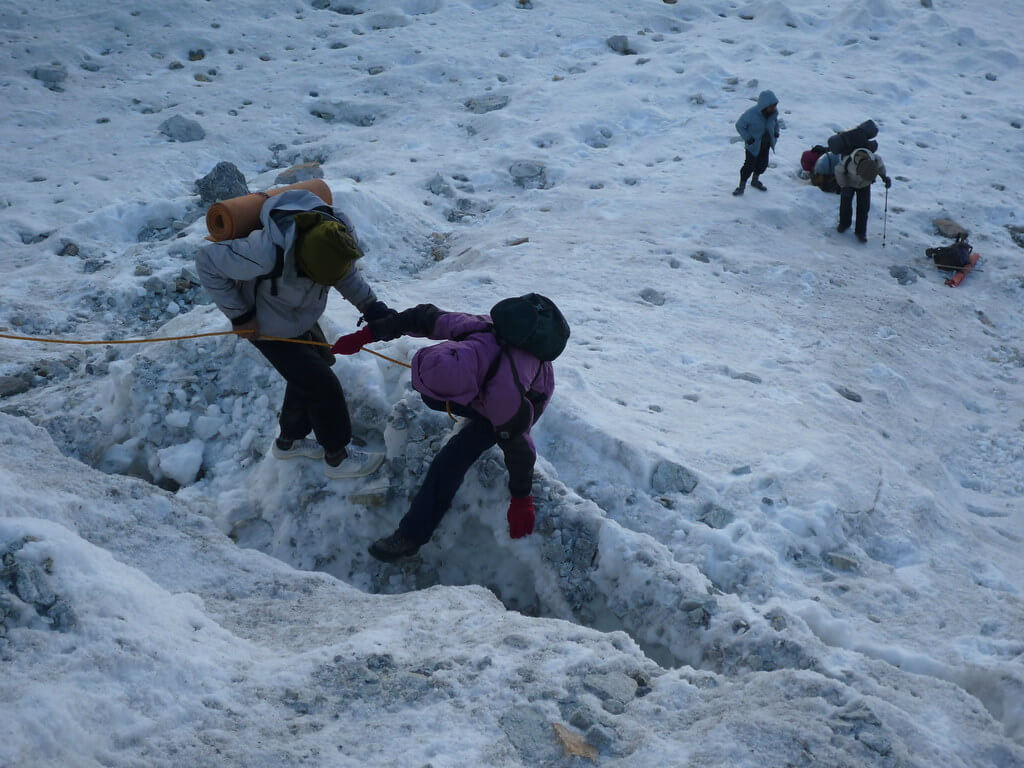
[159,115,205,142]
[195,162,248,204]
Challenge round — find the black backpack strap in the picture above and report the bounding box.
[255,244,286,297]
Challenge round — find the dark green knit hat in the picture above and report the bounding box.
[293,211,363,285]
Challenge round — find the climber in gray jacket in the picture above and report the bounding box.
[196,189,390,478]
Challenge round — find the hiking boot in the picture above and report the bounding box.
[272,438,325,461]
[368,531,421,563]
[750,179,767,191]
[324,447,385,479]
[856,233,868,243]
[732,185,745,196]
[836,224,850,233]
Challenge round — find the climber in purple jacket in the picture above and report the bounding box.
[332,303,555,562]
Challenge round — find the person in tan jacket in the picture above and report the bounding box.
[834,148,892,243]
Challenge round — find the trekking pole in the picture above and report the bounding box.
[882,186,888,248]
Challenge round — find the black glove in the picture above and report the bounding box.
[883,176,892,189]
[746,137,755,145]
[361,300,392,323]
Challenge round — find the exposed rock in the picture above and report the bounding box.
[825,552,859,571]
[274,162,325,185]
[463,94,509,114]
[836,386,863,403]
[933,218,968,238]
[30,63,68,91]
[427,173,455,198]
[583,671,638,704]
[0,376,31,399]
[309,100,381,126]
[650,459,698,495]
[639,288,665,306]
[195,162,249,204]
[606,36,636,55]
[1007,225,1024,249]
[698,503,735,529]
[159,115,205,142]
[509,161,547,189]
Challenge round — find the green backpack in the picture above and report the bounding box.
[489,293,570,362]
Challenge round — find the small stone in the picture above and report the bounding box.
[134,263,153,276]
[985,72,997,81]
[825,552,859,571]
[697,503,734,529]
[188,49,205,61]
[836,386,862,403]
[464,94,509,114]
[606,36,635,55]
[584,672,638,704]
[639,288,665,306]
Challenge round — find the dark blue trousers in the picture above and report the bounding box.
[254,330,350,453]
[398,399,497,545]
[839,185,872,237]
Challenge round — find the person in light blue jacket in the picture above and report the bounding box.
[733,90,780,196]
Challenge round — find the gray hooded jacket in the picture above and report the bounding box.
[195,190,377,338]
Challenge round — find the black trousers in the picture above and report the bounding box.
[839,185,872,237]
[740,133,771,183]
[398,400,497,545]
[254,329,350,453]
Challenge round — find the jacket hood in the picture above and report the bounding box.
[412,341,483,404]
[757,90,779,110]
[259,189,334,247]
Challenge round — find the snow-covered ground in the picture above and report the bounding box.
[2,0,1024,765]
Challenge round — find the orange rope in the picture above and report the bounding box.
[0,330,412,369]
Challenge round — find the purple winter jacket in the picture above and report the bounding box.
[411,311,555,496]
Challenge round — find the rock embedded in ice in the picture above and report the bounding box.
[583,671,638,704]
[509,161,547,189]
[650,459,698,494]
[30,63,68,91]
[159,115,205,143]
[606,36,635,55]
[274,162,324,185]
[463,94,509,114]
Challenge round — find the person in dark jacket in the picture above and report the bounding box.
[195,189,391,479]
[833,147,892,243]
[331,303,555,562]
[733,90,780,196]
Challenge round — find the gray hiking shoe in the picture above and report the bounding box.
[369,531,421,563]
[271,438,325,461]
[324,447,385,479]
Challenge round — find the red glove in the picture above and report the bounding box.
[507,496,535,539]
[331,327,373,355]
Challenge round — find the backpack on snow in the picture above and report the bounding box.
[827,120,878,156]
[490,293,570,362]
[801,145,828,173]
[926,233,973,269]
